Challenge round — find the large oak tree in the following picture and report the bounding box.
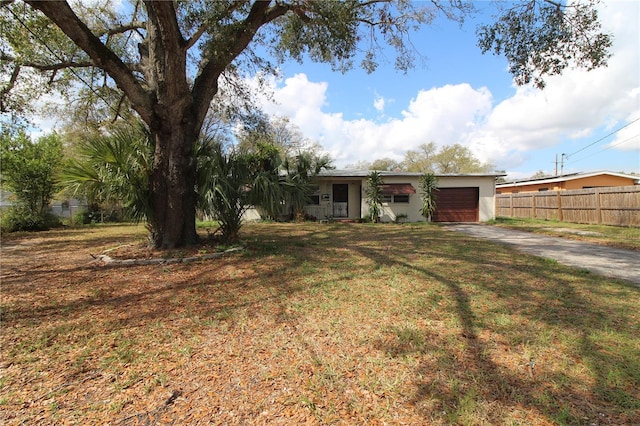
[1,0,611,248]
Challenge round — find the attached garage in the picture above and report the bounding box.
[433,187,479,222]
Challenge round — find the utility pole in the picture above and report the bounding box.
[560,153,566,175]
[554,154,558,175]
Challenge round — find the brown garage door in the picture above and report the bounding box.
[433,187,479,222]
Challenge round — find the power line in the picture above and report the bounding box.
[570,133,640,164]
[565,117,640,159]
[7,7,124,121]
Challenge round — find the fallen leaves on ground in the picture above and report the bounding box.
[1,224,638,425]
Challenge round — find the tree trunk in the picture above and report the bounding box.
[148,105,199,249]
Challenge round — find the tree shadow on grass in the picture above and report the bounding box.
[2,223,638,424]
[335,224,640,425]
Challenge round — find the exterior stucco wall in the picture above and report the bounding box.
[360,176,424,222]
[497,182,565,193]
[305,179,362,220]
[497,175,638,193]
[565,175,637,190]
[436,176,497,222]
[1,191,88,221]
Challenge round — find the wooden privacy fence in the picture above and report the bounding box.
[496,185,640,226]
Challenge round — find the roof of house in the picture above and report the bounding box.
[496,171,640,188]
[317,169,505,178]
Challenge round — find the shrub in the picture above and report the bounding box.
[1,206,61,233]
[394,213,409,223]
[73,208,125,225]
[73,210,93,225]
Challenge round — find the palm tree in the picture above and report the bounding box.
[62,121,153,223]
[282,151,333,221]
[63,121,329,243]
[419,173,439,221]
[197,142,284,243]
[365,171,384,223]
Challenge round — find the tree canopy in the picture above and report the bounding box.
[347,142,494,174]
[0,0,613,247]
[0,129,63,231]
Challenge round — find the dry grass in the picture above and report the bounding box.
[1,223,639,425]
[492,217,640,251]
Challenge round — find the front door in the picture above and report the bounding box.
[333,184,349,218]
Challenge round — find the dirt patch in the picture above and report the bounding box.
[542,227,603,236]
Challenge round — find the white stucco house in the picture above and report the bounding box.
[303,170,504,223]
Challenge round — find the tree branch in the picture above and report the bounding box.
[191,0,290,128]
[111,93,126,123]
[143,1,190,107]
[185,24,207,50]
[0,65,20,112]
[102,21,146,36]
[1,53,94,71]
[144,1,185,48]
[25,0,152,122]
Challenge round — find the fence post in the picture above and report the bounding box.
[595,188,602,224]
[557,191,563,222]
[509,194,513,217]
[532,193,537,219]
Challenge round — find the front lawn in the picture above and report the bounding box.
[1,223,638,424]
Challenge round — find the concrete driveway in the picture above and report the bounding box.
[446,224,640,285]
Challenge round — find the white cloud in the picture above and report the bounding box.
[373,94,385,113]
[256,1,638,170]
[256,78,494,166]
[605,109,640,152]
[473,0,639,167]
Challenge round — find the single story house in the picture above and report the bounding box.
[303,170,504,223]
[496,171,639,194]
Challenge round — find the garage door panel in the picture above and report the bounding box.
[433,187,479,222]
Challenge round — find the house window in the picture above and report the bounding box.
[380,183,415,204]
[538,188,549,192]
[382,194,410,203]
[393,194,410,203]
[308,186,320,205]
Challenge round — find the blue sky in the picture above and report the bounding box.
[252,1,639,180]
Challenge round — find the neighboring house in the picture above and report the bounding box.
[304,170,504,223]
[0,189,13,210]
[49,198,89,221]
[496,171,639,194]
[0,190,87,220]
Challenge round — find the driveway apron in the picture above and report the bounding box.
[446,224,640,285]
